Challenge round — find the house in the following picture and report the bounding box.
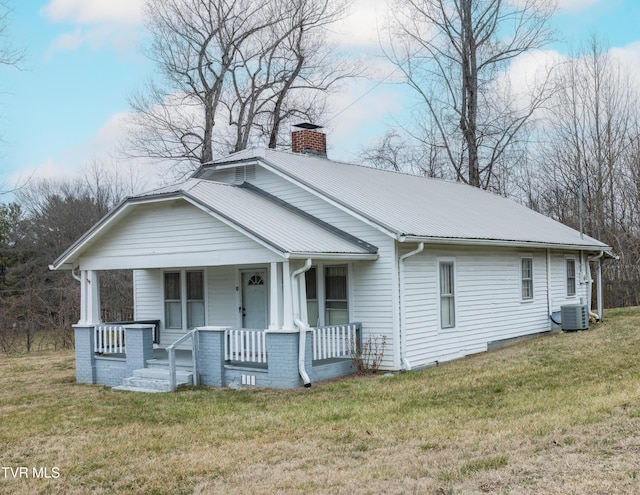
[50,125,613,391]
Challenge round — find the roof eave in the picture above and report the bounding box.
[398,235,613,254]
[288,252,379,261]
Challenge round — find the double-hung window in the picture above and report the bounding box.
[521,257,533,301]
[164,270,205,329]
[305,264,349,327]
[325,266,348,325]
[566,258,576,297]
[439,261,455,329]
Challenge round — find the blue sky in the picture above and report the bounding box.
[2,0,640,191]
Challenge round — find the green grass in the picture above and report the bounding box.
[3,308,640,493]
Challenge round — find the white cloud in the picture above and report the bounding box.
[42,0,143,25]
[42,0,144,54]
[610,41,640,83]
[556,0,604,13]
[333,0,390,48]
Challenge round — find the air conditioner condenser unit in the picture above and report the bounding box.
[560,304,589,331]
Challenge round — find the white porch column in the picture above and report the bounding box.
[596,258,604,321]
[269,262,283,330]
[282,260,294,330]
[80,270,101,325]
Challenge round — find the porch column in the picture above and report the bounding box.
[79,270,101,325]
[73,324,96,384]
[196,327,228,387]
[269,262,283,330]
[282,260,294,330]
[596,258,604,321]
[125,324,155,375]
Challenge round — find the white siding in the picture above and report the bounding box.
[133,269,162,321]
[252,166,399,369]
[402,245,556,369]
[80,200,280,270]
[548,250,589,311]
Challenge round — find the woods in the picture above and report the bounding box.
[0,169,141,352]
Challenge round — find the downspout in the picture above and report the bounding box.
[587,251,605,321]
[71,266,82,282]
[398,242,424,371]
[291,258,313,387]
[546,249,555,325]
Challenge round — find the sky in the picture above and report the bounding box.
[1,0,640,193]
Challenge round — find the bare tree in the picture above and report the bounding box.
[385,0,557,191]
[529,35,640,308]
[0,1,23,69]
[360,127,446,178]
[126,0,352,177]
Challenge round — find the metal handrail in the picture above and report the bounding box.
[166,328,199,391]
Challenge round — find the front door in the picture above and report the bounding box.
[241,269,268,329]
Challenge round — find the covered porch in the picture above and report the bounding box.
[51,183,378,390]
[70,257,370,391]
[75,320,361,391]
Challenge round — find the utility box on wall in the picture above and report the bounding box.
[560,304,589,331]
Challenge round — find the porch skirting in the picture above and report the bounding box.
[74,324,358,390]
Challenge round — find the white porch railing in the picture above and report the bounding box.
[166,328,199,391]
[225,329,267,363]
[94,324,125,354]
[312,323,360,361]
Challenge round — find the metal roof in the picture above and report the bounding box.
[181,180,377,256]
[207,148,610,252]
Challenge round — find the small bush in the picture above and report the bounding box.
[349,334,386,374]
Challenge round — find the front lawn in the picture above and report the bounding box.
[2,308,640,494]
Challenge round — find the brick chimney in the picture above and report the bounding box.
[291,123,326,156]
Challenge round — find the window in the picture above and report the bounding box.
[186,271,205,328]
[305,267,319,327]
[439,261,455,328]
[164,272,182,329]
[566,258,576,297]
[304,264,349,327]
[325,266,348,325]
[521,257,533,300]
[164,270,205,329]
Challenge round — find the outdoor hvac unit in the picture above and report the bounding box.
[560,304,589,331]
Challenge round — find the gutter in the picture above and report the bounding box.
[291,259,313,387]
[398,235,612,253]
[398,243,424,371]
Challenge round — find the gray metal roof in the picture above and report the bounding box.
[180,180,376,256]
[207,148,610,251]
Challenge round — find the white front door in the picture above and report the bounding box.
[241,269,268,329]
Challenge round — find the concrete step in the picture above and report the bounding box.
[113,368,193,393]
[132,368,193,383]
[146,358,193,371]
[112,385,168,393]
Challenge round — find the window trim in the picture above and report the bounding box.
[565,257,577,297]
[304,263,351,327]
[438,258,456,330]
[520,256,534,302]
[163,268,207,331]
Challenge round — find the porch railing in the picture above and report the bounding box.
[94,324,126,354]
[166,328,199,391]
[312,323,361,361]
[225,329,267,364]
[94,320,161,354]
